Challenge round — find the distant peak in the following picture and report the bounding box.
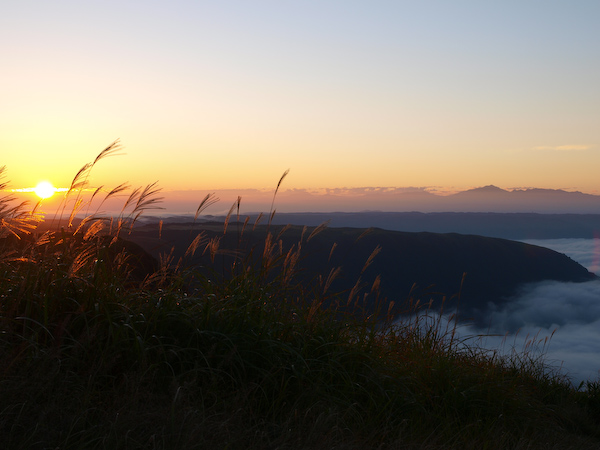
[478,185,506,192]
[515,188,569,194]
[454,185,510,196]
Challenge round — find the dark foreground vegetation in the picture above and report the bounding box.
[2,143,600,449]
[128,220,597,328]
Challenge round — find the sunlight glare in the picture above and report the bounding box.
[34,181,57,199]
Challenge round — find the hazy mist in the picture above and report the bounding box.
[450,239,600,384]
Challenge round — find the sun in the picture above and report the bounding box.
[34,181,57,199]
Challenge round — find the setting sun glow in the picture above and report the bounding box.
[34,181,57,199]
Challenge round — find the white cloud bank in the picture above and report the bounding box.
[445,239,600,385]
[522,239,600,276]
[466,281,600,384]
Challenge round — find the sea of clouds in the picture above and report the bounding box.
[447,239,600,385]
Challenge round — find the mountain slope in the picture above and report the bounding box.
[444,186,600,213]
[130,222,596,324]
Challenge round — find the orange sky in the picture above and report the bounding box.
[2,1,599,214]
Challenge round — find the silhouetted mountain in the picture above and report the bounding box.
[129,222,596,326]
[451,185,511,196]
[151,212,600,240]
[152,184,600,215]
[443,186,600,213]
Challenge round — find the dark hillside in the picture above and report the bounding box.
[129,222,596,324]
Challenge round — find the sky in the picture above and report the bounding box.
[2,1,600,213]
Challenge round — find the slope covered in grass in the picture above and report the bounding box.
[2,145,600,449]
[129,220,597,325]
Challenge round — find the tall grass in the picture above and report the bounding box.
[1,144,600,449]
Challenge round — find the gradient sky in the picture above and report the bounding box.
[2,1,599,206]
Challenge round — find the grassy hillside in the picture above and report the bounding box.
[128,221,597,326]
[2,145,600,449]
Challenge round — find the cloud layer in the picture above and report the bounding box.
[522,239,600,276]
[442,239,600,385]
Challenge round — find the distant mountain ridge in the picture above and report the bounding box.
[452,185,511,196]
[158,184,600,215]
[146,212,600,240]
[451,185,596,194]
[443,185,600,213]
[265,212,600,240]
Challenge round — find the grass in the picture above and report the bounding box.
[1,143,600,449]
